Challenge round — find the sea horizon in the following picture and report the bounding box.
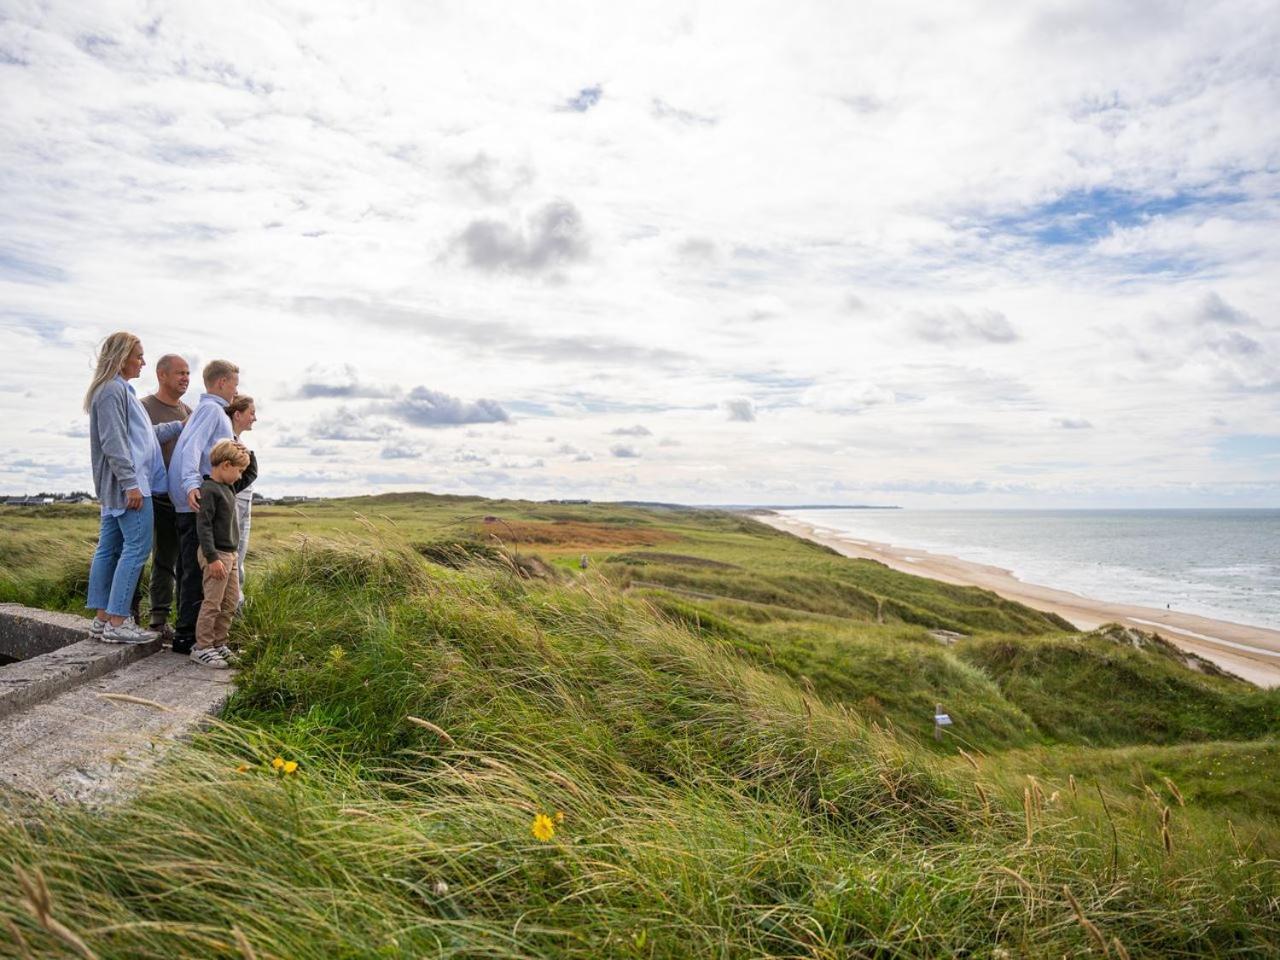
[778,506,1280,631]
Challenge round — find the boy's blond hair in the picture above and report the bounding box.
[210,439,250,470]
[203,359,239,388]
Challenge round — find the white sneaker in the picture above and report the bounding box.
[89,617,107,638]
[189,646,229,669]
[215,644,241,665]
[101,618,158,644]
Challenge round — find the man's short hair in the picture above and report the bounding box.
[210,439,250,470]
[155,354,187,375]
[203,359,239,388]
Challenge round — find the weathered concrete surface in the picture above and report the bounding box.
[0,651,234,803]
[0,603,92,662]
[0,636,162,721]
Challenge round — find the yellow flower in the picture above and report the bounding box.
[272,756,285,770]
[554,810,565,824]
[283,760,298,774]
[531,813,556,842]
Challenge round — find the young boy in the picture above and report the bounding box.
[192,439,250,669]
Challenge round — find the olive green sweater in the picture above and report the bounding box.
[196,478,239,562]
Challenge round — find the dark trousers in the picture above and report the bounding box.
[148,493,180,625]
[174,512,204,654]
[129,493,181,625]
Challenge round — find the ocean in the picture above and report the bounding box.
[780,508,1280,630]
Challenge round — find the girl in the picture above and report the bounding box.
[226,394,258,609]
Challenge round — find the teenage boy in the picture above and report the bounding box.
[168,359,239,655]
[133,354,191,640]
[192,439,250,669]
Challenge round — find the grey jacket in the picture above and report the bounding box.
[89,378,183,512]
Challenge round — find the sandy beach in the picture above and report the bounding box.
[757,513,1280,688]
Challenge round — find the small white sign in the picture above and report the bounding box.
[934,713,953,726]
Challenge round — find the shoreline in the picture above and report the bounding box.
[756,513,1280,688]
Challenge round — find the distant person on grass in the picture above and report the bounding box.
[84,333,184,644]
[168,359,240,656]
[191,439,251,669]
[226,394,259,612]
[129,353,192,642]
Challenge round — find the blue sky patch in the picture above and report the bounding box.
[1213,434,1280,461]
[0,250,67,284]
[984,186,1246,247]
[561,85,602,112]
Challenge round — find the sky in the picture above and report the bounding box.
[1,0,1278,508]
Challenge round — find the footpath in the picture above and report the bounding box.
[0,604,232,804]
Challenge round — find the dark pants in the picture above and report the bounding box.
[148,493,180,625]
[129,493,181,625]
[174,512,204,654]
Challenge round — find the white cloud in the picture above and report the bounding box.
[1,2,1278,506]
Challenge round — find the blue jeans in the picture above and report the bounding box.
[87,498,154,617]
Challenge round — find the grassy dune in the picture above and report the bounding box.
[1,497,1277,957]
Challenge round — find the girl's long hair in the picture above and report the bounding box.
[83,332,140,413]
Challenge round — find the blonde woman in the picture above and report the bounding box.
[226,394,259,609]
[85,332,185,643]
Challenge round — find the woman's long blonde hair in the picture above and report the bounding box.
[83,332,140,413]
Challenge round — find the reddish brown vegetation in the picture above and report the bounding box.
[470,520,679,548]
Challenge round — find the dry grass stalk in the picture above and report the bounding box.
[96,692,173,712]
[1063,884,1109,956]
[957,748,981,770]
[544,768,584,798]
[1162,776,1185,807]
[1027,776,1045,812]
[3,916,34,960]
[1143,783,1164,809]
[340,807,374,818]
[1111,937,1132,960]
[1161,807,1173,855]
[975,782,989,812]
[1068,773,1077,798]
[995,865,1034,899]
[14,864,98,960]
[878,772,899,801]
[405,715,455,746]
[1023,787,1034,846]
[478,756,515,775]
[233,927,257,960]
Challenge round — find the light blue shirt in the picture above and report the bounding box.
[102,376,180,517]
[168,393,233,513]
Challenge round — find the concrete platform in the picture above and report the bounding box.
[0,635,163,721]
[0,605,235,804]
[0,650,234,803]
[0,603,96,662]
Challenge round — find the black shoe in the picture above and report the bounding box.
[172,638,194,655]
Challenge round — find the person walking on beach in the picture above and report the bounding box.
[132,354,191,641]
[168,359,239,655]
[226,394,258,612]
[84,333,184,643]
[191,439,251,669]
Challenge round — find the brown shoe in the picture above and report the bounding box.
[149,623,175,644]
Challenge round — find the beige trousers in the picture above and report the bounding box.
[196,550,240,649]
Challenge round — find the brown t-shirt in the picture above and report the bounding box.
[141,394,192,468]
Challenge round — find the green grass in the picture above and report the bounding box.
[1,498,1278,957]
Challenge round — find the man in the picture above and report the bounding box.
[168,359,239,655]
[131,354,191,642]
